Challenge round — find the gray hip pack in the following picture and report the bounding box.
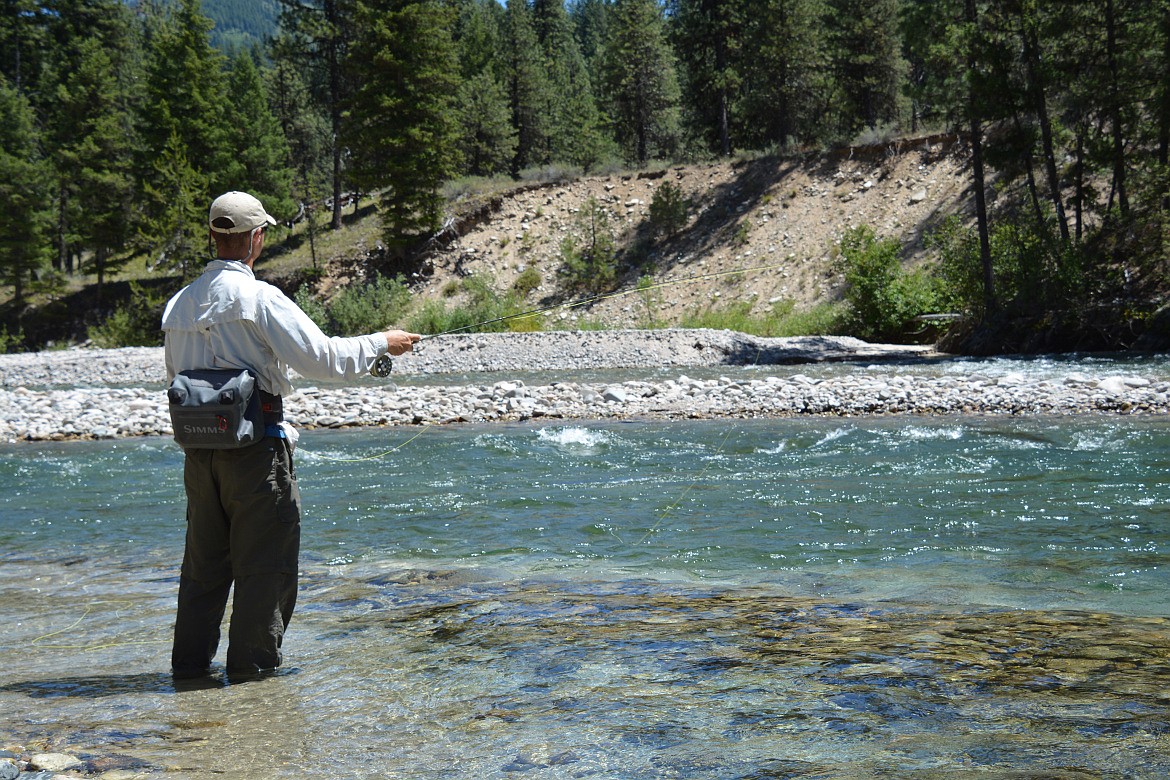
[167,368,266,449]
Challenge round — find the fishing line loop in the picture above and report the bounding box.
[30,600,168,652]
[305,425,430,463]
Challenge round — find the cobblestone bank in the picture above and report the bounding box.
[2,369,1165,443]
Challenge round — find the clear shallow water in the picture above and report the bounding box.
[2,414,1169,777]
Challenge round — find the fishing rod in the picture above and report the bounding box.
[369,260,789,377]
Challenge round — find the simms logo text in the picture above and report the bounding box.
[183,415,230,435]
[183,425,226,435]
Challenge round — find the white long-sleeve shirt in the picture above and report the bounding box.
[162,260,386,398]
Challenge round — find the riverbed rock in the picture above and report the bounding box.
[28,753,84,772]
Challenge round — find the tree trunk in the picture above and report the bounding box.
[1073,129,1085,240]
[55,189,72,275]
[1104,0,1128,218]
[1012,113,1045,227]
[714,25,730,156]
[1020,23,1070,242]
[1158,4,1170,213]
[971,118,995,313]
[967,0,995,312]
[95,247,106,306]
[326,0,344,231]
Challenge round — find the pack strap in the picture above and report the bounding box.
[260,390,284,426]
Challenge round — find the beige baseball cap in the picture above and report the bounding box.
[208,191,277,234]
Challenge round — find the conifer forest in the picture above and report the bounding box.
[1,0,1169,352]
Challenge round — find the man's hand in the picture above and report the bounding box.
[384,329,422,356]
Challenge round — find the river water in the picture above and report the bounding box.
[2,359,1170,778]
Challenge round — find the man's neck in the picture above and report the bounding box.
[218,255,256,268]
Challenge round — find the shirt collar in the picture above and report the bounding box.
[208,258,256,278]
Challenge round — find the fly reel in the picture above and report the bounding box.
[371,354,393,378]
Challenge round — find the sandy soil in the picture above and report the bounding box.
[401,135,973,329]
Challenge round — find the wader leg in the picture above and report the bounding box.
[221,438,301,675]
[226,571,299,674]
[172,452,233,678]
[172,574,231,677]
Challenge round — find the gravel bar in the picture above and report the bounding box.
[0,330,1165,443]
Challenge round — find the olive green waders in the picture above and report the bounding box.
[172,436,301,678]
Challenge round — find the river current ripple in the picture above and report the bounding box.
[1,370,1169,776]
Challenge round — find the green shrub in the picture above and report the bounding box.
[769,300,847,335]
[512,266,542,298]
[559,196,617,294]
[838,225,939,342]
[293,285,330,331]
[648,181,690,237]
[927,213,1081,318]
[328,275,412,336]
[636,275,664,328]
[0,323,26,353]
[88,282,167,348]
[405,275,542,336]
[733,222,751,247]
[406,298,477,336]
[925,216,984,314]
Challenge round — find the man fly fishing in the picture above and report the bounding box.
[162,190,420,680]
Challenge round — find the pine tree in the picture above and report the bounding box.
[898,0,995,310]
[669,0,743,156]
[456,70,518,176]
[1008,0,1070,242]
[1143,0,1170,220]
[269,32,332,268]
[0,76,50,304]
[35,0,139,284]
[274,0,355,229]
[503,0,552,173]
[736,0,830,149]
[138,0,230,182]
[343,0,462,246]
[533,0,611,170]
[454,0,507,83]
[1156,0,1170,210]
[900,0,967,130]
[49,34,137,291]
[602,0,681,164]
[825,0,906,140]
[221,52,296,221]
[135,0,234,273]
[452,0,516,176]
[138,130,207,279]
[570,0,611,92]
[0,0,45,92]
